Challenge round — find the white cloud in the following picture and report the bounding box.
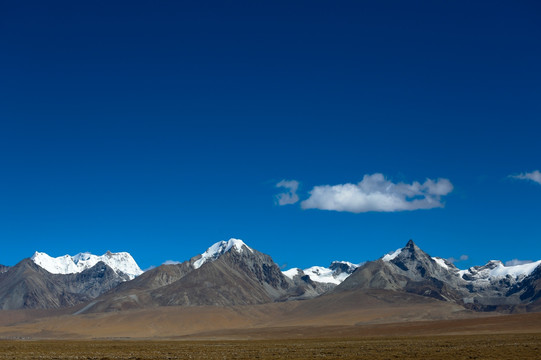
[300,173,453,213]
[510,170,541,185]
[275,180,300,205]
[448,254,469,263]
[505,259,533,266]
[163,260,182,265]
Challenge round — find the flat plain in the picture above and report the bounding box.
[0,334,540,360]
[2,294,541,359]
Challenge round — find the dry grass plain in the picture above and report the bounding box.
[1,313,541,360]
[2,291,541,359]
[0,290,486,339]
[0,334,540,359]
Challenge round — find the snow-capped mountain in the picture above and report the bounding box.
[0,259,133,310]
[459,260,541,285]
[82,238,327,312]
[336,239,541,310]
[283,261,359,285]
[31,251,143,280]
[384,245,541,294]
[192,239,359,287]
[2,238,541,313]
[193,238,252,269]
[380,242,541,287]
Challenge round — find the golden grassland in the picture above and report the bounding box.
[0,334,540,360]
[1,298,541,359]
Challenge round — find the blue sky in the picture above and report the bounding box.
[1,1,540,270]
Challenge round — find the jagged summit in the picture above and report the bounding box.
[382,239,424,262]
[336,239,541,310]
[381,240,540,283]
[31,251,143,279]
[193,238,253,269]
[2,238,541,312]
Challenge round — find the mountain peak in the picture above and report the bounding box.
[329,261,360,275]
[31,252,79,274]
[193,238,253,269]
[381,240,424,262]
[283,261,360,285]
[72,252,92,263]
[30,251,143,279]
[398,239,433,263]
[401,239,425,256]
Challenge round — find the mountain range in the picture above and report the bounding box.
[0,239,540,314]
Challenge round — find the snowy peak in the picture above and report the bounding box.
[72,252,92,263]
[193,238,253,269]
[31,251,143,280]
[283,261,360,285]
[377,240,461,284]
[32,252,79,274]
[382,239,434,264]
[354,240,541,309]
[304,266,342,285]
[329,261,359,275]
[460,260,541,282]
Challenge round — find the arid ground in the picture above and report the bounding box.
[1,293,541,359]
[0,334,540,360]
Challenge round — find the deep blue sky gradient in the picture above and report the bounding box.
[1,1,540,270]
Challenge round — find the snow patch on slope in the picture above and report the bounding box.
[282,268,302,279]
[193,238,252,269]
[382,248,402,262]
[31,251,143,279]
[432,257,450,270]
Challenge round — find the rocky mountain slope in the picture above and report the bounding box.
[80,239,330,313]
[1,238,540,313]
[335,239,541,311]
[0,250,144,310]
[0,259,129,310]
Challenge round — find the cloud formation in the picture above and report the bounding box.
[275,180,300,205]
[510,170,541,185]
[300,173,453,213]
[448,254,469,264]
[505,259,533,266]
[163,260,182,265]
